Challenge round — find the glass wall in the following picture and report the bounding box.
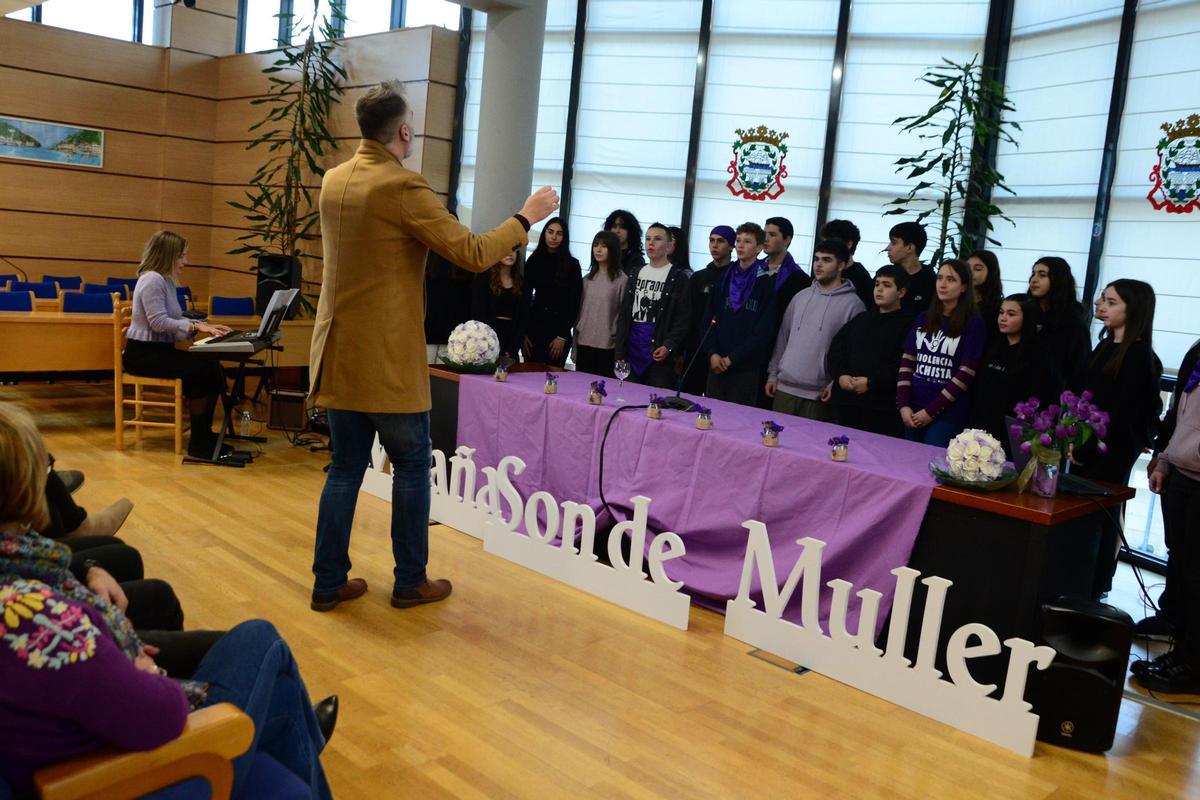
[40,0,134,42]
[688,0,839,269]
[826,0,989,270]
[245,0,284,51]
[566,0,702,260]
[992,0,1121,298]
[405,0,462,30]
[343,0,392,38]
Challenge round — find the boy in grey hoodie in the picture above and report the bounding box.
[766,239,866,420]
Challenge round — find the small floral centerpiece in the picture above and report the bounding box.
[761,420,783,447]
[829,434,850,462]
[647,394,666,419]
[695,404,712,430]
[544,372,558,394]
[929,429,1016,491]
[1011,390,1109,497]
[588,380,607,405]
[441,320,501,372]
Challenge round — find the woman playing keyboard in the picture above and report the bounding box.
[122,231,233,458]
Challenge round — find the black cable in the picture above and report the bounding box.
[597,402,650,525]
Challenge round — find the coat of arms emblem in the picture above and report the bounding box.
[726,125,788,201]
[1147,114,1200,214]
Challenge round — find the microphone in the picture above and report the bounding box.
[661,316,717,411]
[0,255,28,283]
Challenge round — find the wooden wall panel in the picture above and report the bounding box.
[169,7,238,58]
[0,163,164,220]
[0,18,165,90]
[2,22,458,306]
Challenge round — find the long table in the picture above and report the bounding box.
[450,369,1133,690]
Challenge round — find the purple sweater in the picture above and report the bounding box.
[0,579,189,795]
[127,271,193,343]
[896,312,986,425]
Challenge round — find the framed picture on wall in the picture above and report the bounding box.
[0,115,104,169]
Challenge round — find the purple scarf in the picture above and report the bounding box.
[1185,359,1200,394]
[771,252,800,290]
[724,261,760,312]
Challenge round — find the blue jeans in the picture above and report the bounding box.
[313,409,431,594]
[903,417,964,448]
[192,620,332,800]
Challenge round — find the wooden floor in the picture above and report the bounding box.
[9,381,1200,799]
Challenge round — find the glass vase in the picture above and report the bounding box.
[1031,452,1061,498]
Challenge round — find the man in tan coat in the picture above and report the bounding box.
[310,82,558,612]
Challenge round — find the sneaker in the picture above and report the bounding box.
[311,578,368,612]
[391,578,452,608]
[1133,614,1176,641]
[1136,659,1200,695]
[1131,649,1181,679]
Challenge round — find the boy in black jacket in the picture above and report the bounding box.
[703,222,776,405]
[614,223,691,389]
[827,265,913,437]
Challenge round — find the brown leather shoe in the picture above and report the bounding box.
[310,578,368,612]
[390,578,452,608]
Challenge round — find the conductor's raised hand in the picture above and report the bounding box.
[519,186,560,225]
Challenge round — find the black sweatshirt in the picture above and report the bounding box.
[968,338,1063,457]
[1074,338,1163,484]
[1042,311,1093,391]
[827,307,915,412]
[525,251,583,346]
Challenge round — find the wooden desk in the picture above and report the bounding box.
[903,480,1135,690]
[0,311,113,372]
[0,313,314,374]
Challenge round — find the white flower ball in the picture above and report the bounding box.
[946,429,1006,482]
[446,321,501,366]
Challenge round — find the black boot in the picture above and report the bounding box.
[187,415,213,458]
[314,695,339,744]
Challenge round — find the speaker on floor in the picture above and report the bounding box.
[256,255,301,319]
[1027,597,1132,752]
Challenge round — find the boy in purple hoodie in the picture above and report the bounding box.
[766,239,866,420]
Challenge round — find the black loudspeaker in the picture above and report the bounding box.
[256,255,301,318]
[1027,598,1132,752]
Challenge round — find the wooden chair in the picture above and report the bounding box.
[114,305,185,454]
[32,704,253,800]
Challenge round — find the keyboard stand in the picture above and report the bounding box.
[182,340,278,468]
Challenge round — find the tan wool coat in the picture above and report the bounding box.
[309,140,528,413]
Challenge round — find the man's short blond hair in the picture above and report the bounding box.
[0,403,49,531]
[356,81,409,143]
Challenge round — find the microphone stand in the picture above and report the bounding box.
[661,317,717,411]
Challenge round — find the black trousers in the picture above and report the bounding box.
[706,369,759,406]
[123,339,222,399]
[574,345,615,378]
[69,538,144,582]
[44,469,87,539]
[1076,449,1138,596]
[630,359,677,391]
[1164,472,1200,664]
[121,577,225,678]
[834,404,904,438]
[529,334,570,368]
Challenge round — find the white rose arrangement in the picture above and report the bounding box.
[444,320,501,368]
[945,429,1006,482]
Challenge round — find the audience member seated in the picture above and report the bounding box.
[0,402,336,799]
[42,461,133,540]
[122,231,232,458]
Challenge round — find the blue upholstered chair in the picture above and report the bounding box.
[85,282,127,300]
[0,291,34,312]
[176,286,193,309]
[106,276,139,295]
[43,274,83,291]
[9,280,57,299]
[62,291,115,314]
[210,296,255,316]
[0,274,17,288]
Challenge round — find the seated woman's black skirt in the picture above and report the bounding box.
[122,339,222,399]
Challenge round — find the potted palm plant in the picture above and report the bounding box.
[885,56,1020,265]
[227,0,347,316]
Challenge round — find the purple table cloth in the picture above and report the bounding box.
[457,371,942,636]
